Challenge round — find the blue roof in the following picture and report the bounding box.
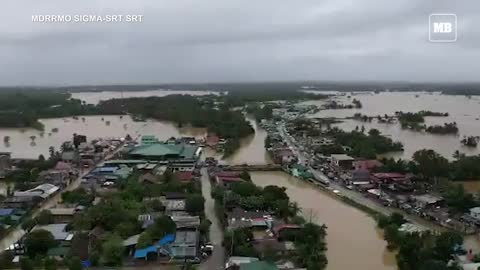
[0,208,14,216]
[134,245,157,259]
[157,234,175,246]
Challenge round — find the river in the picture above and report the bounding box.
[303,92,480,160]
[2,91,480,269]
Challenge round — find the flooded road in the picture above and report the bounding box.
[250,171,396,270]
[200,167,225,270]
[304,92,480,159]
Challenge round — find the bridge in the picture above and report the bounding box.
[221,163,282,171]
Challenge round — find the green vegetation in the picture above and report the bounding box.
[61,188,94,206]
[425,122,459,134]
[377,213,463,270]
[246,104,275,121]
[0,90,99,129]
[24,229,57,257]
[324,128,403,158]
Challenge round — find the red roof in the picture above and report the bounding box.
[175,171,193,182]
[354,160,383,170]
[206,135,220,146]
[273,224,301,235]
[216,176,244,183]
[214,171,241,178]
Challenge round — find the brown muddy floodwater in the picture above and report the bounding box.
[304,92,480,160]
[0,115,207,159]
[251,171,396,270]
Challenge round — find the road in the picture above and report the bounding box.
[199,167,225,270]
[277,123,435,230]
[0,143,127,251]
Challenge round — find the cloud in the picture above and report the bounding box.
[0,0,478,85]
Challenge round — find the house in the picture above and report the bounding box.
[469,207,480,222]
[226,208,271,229]
[171,215,201,229]
[216,176,244,188]
[0,152,12,179]
[174,171,194,183]
[170,230,199,260]
[169,161,196,172]
[33,223,74,243]
[0,196,39,209]
[141,135,159,145]
[128,143,198,161]
[289,164,313,180]
[225,257,260,268]
[139,173,160,185]
[371,172,409,184]
[272,224,301,239]
[413,194,444,208]
[205,135,220,147]
[252,240,296,258]
[49,207,83,223]
[330,154,354,169]
[353,159,383,171]
[350,169,370,183]
[14,183,59,200]
[272,149,295,165]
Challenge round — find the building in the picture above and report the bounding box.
[141,135,159,145]
[330,154,354,169]
[413,194,444,208]
[33,223,74,243]
[0,152,12,179]
[239,261,279,270]
[353,159,383,171]
[469,207,480,221]
[128,143,198,161]
[49,207,83,223]
[14,183,60,200]
[371,172,409,184]
[170,230,199,260]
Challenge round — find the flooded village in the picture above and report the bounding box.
[1,89,480,270]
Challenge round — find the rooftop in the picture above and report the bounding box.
[330,154,354,161]
[33,223,73,241]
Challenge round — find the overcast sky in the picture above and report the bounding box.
[0,0,479,86]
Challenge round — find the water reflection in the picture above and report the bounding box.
[303,92,480,159]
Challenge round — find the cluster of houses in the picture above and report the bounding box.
[262,117,480,235]
[207,164,306,270]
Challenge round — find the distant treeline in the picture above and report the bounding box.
[2,81,479,94]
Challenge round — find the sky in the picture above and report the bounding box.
[0,0,479,86]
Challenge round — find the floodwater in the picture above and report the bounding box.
[71,89,219,105]
[250,171,396,270]
[222,118,273,165]
[223,118,396,269]
[304,92,480,159]
[0,115,207,159]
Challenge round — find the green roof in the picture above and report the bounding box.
[240,261,278,270]
[129,144,197,159]
[47,246,70,257]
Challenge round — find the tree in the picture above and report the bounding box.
[101,234,124,266]
[24,229,57,257]
[185,194,205,215]
[413,149,450,180]
[36,210,53,225]
[44,257,58,270]
[19,257,34,270]
[67,256,83,270]
[147,216,176,239]
[239,170,251,181]
[3,135,10,144]
[136,231,153,249]
[21,218,37,231]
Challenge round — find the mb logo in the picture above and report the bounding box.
[429,14,457,42]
